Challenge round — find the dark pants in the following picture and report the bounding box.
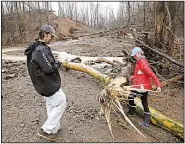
[128,90,150,113]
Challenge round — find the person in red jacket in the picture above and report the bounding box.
[128,47,162,127]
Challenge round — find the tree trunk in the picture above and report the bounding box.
[2,3,5,33]
[45,2,49,24]
[15,2,22,36]
[127,2,131,25]
[96,2,99,28]
[62,61,111,84]
[56,51,126,64]
[167,2,177,53]
[37,2,42,26]
[154,2,166,50]
[143,2,146,26]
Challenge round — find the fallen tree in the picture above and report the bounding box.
[77,25,128,38]
[162,75,184,86]
[55,52,129,75]
[55,51,127,64]
[61,61,184,139]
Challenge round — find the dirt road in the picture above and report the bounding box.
[2,36,183,142]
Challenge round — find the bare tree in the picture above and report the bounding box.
[74,2,78,21]
[154,2,166,49]
[166,2,178,52]
[2,1,183,48]
[143,2,146,26]
[108,8,116,27]
[22,2,26,13]
[154,1,180,55]
[45,2,49,24]
[2,3,6,33]
[90,2,94,27]
[15,2,23,35]
[127,2,131,25]
[96,2,99,27]
[58,2,65,17]
[85,3,89,25]
[117,2,125,26]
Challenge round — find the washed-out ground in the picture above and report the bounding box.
[2,36,184,142]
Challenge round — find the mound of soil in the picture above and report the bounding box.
[2,9,92,46]
[53,18,93,39]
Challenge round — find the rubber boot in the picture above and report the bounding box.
[139,113,151,127]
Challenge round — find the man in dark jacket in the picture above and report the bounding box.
[24,25,66,141]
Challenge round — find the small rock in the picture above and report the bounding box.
[5,61,10,64]
[90,114,94,119]
[27,82,33,86]
[2,69,6,73]
[20,123,25,127]
[73,116,77,120]
[11,60,17,63]
[117,122,127,129]
[81,74,85,77]
[32,119,40,125]
[5,74,16,79]
[41,101,45,103]
[69,129,73,134]
[95,116,100,120]
[164,89,168,94]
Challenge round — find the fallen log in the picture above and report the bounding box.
[62,61,111,85]
[61,61,184,139]
[56,52,126,64]
[77,25,128,37]
[94,58,118,66]
[162,75,184,86]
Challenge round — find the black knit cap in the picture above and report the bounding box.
[40,25,57,37]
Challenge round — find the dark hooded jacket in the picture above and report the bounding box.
[24,41,61,97]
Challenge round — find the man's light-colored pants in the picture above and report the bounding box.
[41,88,66,134]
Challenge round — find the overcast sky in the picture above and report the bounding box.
[51,2,120,17]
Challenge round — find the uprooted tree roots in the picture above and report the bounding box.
[98,77,147,139]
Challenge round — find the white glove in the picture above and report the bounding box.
[156,87,161,92]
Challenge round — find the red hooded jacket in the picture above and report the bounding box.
[132,57,162,90]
